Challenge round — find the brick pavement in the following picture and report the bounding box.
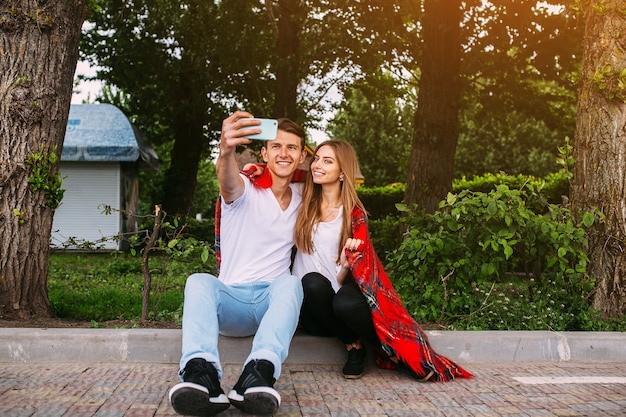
[1,361,625,417]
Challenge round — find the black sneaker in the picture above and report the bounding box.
[227,359,281,415]
[169,358,230,416]
[342,347,366,379]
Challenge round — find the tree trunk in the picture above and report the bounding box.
[404,0,463,214]
[272,0,302,121]
[0,1,87,319]
[570,0,626,319]
[161,112,204,217]
[161,58,206,217]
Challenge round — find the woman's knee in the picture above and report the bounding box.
[302,272,333,297]
[333,285,368,318]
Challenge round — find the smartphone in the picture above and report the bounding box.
[240,118,278,141]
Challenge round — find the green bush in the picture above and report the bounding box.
[453,171,570,206]
[48,169,626,331]
[356,171,570,220]
[368,215,403,259]
[357,183,405,220]
[386,183,598,330]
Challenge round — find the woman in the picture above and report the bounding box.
[292,140,473,382]
[292,140,374,378]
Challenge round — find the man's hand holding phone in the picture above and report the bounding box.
[219,112,268,201]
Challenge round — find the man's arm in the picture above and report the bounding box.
[216,111,261,203]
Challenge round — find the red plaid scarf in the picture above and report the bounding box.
[346,206,474,382]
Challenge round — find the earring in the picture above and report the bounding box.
[339,176,344,182]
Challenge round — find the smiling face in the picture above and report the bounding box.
[261,129,306,180]
[310,144,343,185]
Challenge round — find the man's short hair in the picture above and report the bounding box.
[277,118,306,149]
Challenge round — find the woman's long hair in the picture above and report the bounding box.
[294,140,367,262]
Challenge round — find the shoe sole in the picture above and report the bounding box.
[228,386,281,415]
[169,382,230,416]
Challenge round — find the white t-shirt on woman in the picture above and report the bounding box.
[292,208,343,292]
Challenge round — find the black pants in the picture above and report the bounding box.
[300,272,378,346]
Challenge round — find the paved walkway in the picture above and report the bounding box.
[1,361,625,416]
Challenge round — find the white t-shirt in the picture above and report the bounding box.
[218,174,302,285]
[292,208,343,292]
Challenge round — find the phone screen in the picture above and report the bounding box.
[240,118,278,140]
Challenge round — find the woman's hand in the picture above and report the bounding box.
[337,238,364,285]
[344,238,364,251]
[340,238,364,265]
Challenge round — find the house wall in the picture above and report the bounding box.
[51,162,122,250]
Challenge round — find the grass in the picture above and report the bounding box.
[48,251,211,324]
[47,251,626,331]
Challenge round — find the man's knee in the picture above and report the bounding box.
[273,274,304,302]
[289,274,304,300]
[184,273,219,296]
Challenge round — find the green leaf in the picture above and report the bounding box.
[582,212,595,227]
[446,218,461,231]
[395,203,409,212]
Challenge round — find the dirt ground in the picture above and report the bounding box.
[0,317,181,329]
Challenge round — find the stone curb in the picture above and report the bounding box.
[1,329,624,364]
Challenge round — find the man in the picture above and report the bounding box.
[168,110,307,416]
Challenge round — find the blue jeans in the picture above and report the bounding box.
[179,273,303,380]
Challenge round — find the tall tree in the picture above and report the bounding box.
[269,0,303,120]
[570,0,626,318]
[81,0,391,216]
[401,1,581,212]
[455,1,581,179]
[0,0,87,319]
[82,0,336,215]
[81,0,248,216]
[404,0,464,213]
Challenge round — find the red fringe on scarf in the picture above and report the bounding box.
[346,207,473,382]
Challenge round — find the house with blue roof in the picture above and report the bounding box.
[51,104,160,250]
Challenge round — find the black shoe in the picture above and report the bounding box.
[342,347,366,379]
[169,358,230,416]
[227,359,281,415]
